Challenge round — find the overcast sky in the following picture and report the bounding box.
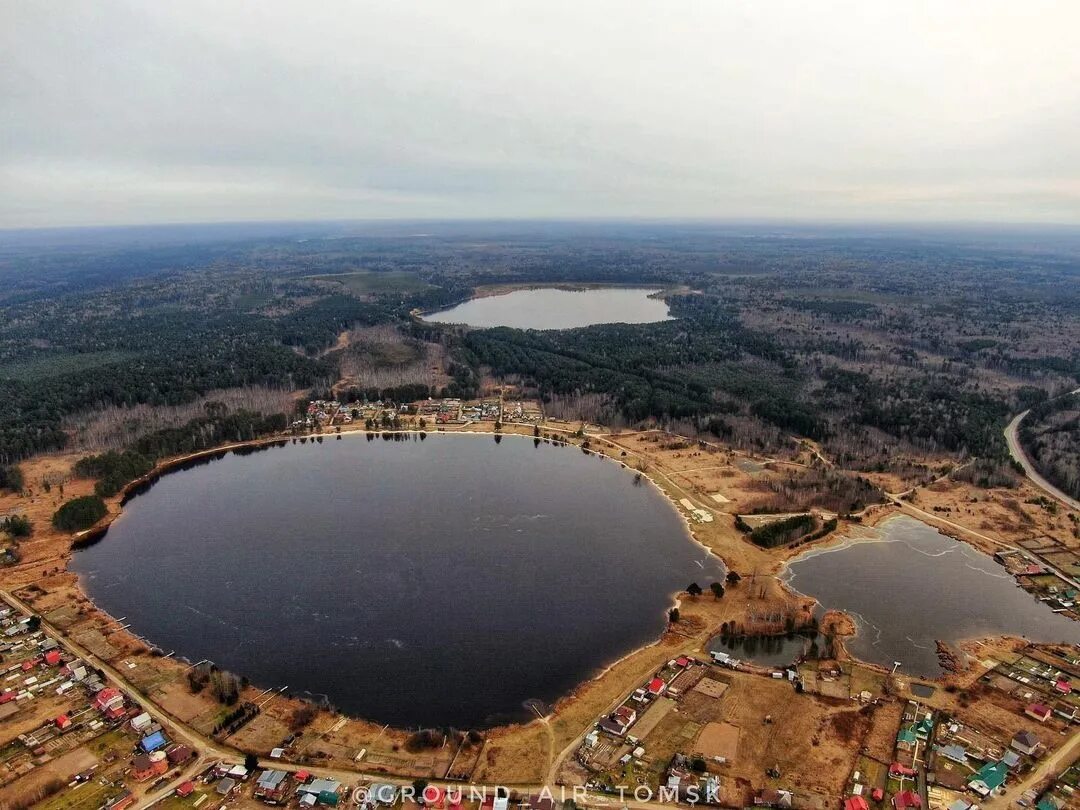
[3,1,1079,228]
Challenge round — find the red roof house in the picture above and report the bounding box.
[871,789,885,803]
[892,790,922,810]
[844,797,869,810]
[648,677,666,696]
[44,650,62,666]
[55,714,72,731]
[176,782,195,798]
[1055,679,1072,695]
[1025,703,1052,722]
[94,687,124,713]
[675,656,691,668]
[890,762,917,778]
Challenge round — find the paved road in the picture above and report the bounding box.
[1004,400,1080,512]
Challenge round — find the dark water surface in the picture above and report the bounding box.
[424,287,673,329]
[707,632,822,669]
[73,434,718,728]
[784,516,1080,677]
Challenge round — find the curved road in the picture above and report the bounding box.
[1004,391,1080,513]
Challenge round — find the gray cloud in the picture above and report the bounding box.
[2,0,1079,226]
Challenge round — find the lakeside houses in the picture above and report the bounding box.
[982,648,1080,726]
[295,395,544,431]
[968,761,1009,797]
[0,597,216,810]
[254,768,292,804]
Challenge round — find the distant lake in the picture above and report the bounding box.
[424,287,673,329]
[784,516,1080,677]
[72,434,719,728]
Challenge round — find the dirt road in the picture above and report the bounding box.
[981,727,1080,810]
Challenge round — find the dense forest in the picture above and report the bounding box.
[1,222,1078,483]
[1019,393,1080,500]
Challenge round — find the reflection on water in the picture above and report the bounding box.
[784,516,1080,677]
[424,287,673,329]
[707,632,822,668]
[72,434,720,728]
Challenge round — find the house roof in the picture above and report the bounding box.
[140,730,167,752]
[844,797,869,810]
[971,761,1008,791]
[939,743,967,762]
[897,727,917,743]
[892,790,922,809]
[1013,730,1040,747]
[257,770,288,790]
[1001,751,1021,768]
[176,782,195,797]
[648,677,665,692]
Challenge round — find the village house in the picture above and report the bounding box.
[896,726,917,751]
[104,790,135,810]
[131,752,168,781]
[297,777,343,806]
[139,729,168,753]
[937,743,968,764]
[93,686,124,715]
[166,743,193,766]
[754,788,793,809]
[1011,730,1042,756]
[1025,703,1053,722]
[968,761,1009,797]
[254,769,290,804]
[598,704,637,736]
[892,790,922,810]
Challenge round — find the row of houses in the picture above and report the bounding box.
[200,763,346,806]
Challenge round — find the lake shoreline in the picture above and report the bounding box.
[67,424,726,733]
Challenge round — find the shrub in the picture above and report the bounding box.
[52,496,107,532]
[1,515,32,538]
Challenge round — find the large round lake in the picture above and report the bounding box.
[72,434,719,728]
[784,516,1080,676]
[423,287,673,329]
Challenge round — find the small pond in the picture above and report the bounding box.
[784,515,1080,677]
[423,287,673,329]
[707,632,823,669]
